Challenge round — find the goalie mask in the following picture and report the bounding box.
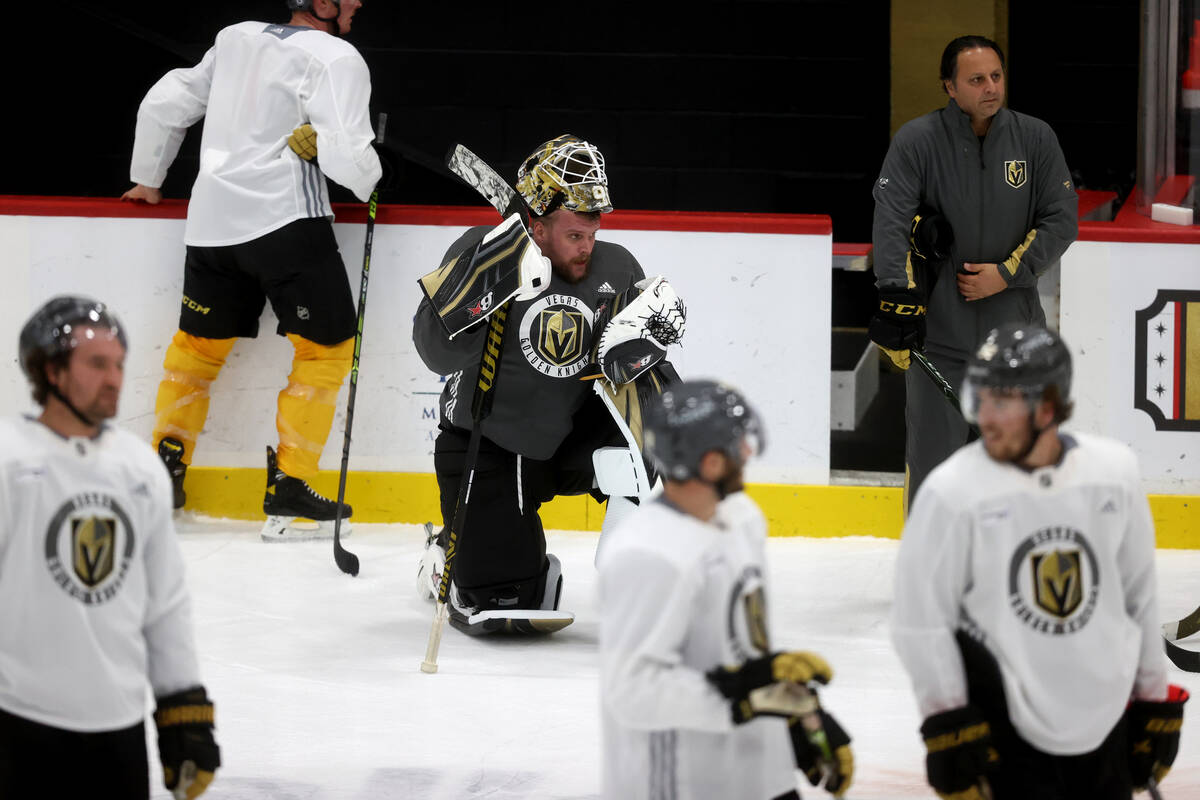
[643,380,764,486]
[961,323,1072,425]
[515,135,613,216]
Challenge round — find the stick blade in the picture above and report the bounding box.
[334,521,359,576]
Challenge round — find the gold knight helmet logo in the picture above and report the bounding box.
[1032,549,1083,618]
[1005,160,1028,189]
[73,516,116,588]
[539,308,584,365]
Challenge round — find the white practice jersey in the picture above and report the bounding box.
[0,417,201,732]
[891,432,1169,755]
[597,493,796,800]
[131,21,382,246]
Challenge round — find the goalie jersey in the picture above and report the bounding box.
[891,432,1169,755]
[414,225,645,460]
[597,493,796,800]
[0,417,201,731]
[130,21,382,246]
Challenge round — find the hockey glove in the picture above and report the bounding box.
[790,703,854,798]
[154,687,220,800]
[480,214,550,301]
[707,651,833,724]
[1127,684,1189,790]
[868,287,926,371]
[596,275,686,385]
[287,123,318,161]
[920,705,997,800]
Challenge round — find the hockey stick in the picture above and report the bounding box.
[910,348,980,443]
[1163,604,1200,642]
[421,144,524,672]
[330,113,388,577]
[1163,635,1200,672]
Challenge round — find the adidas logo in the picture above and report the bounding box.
[597,282,616,295]
[1101,499,1117,513]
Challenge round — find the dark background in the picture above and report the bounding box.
[9,0,1140,471]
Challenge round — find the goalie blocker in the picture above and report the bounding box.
[418,214,550,338]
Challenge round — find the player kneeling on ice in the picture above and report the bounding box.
[413,135,685,635]
[891,323,1187,800]
[597,380,853,800]
[1,297,219,798]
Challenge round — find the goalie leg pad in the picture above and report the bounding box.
[593,446,652,499]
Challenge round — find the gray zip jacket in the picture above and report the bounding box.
[414,225,645,460]
[872,99,1078,356]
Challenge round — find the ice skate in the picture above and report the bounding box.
[416,522,446,600]
[157,437,187,510]
[260,446,352,543]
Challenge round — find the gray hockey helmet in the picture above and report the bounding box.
[643,379,763,481]
[19,295,126,401]
[961,323,1072,423]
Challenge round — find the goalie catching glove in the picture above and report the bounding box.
[920,705,997,800]
[595,275,686,385]
[1127,684,1188,791]
[418,213,550,338]
[154,686,220,799]
[706,650,833,724]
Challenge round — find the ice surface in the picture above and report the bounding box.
[154,519,1200,799]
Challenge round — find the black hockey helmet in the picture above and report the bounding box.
[961,322,1072,423]
[286,0,341,24]
[643,379,763,481]
[19,295,126,405]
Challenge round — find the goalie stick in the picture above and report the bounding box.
[1163,604,1200,642]
[1164,635,1200,673]
[421,144,524,673]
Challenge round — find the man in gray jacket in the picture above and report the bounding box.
[869,34,1078,510]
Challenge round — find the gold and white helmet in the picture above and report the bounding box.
[515,134,613,216]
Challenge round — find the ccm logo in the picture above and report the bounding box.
[880,300,926,316]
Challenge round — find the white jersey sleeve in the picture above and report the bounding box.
[141,453,202,699]
[889,481,974,717]
[599,545,737,734]
[303,47,379,202]
[130,46,216,189]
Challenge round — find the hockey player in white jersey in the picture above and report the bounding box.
[598,380,854,800]
[891,323,1187,799]
[122,0,383,542]
[0,297,219,798]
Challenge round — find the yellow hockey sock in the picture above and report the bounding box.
[152,331,236,464]
[275,335,353,481]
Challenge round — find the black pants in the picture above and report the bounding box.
[986,713,1131,799]
[904,347,969,512]
[434,393,622,608]
[181,217,356,345]
[0,707,149,798]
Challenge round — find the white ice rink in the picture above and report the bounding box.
[156,519,1200,800]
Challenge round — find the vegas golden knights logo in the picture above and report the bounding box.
[1031,549,1082,618]
[1005,160,1027,189]
[1134,289,1200,432]
[538,308,584,366]
[72,516,116,588]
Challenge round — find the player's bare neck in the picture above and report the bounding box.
[662,480,720,522]
[38,402,100,440]
[289,12,335,33]
[1018,427,1063,471]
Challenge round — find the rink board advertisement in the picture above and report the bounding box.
[1061,238,1200,494]
[0,199,832,488]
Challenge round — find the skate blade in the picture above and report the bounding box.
[449,609,575,636]
[260,515,353,543]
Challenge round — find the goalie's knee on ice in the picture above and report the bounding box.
[458,554,563,612]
